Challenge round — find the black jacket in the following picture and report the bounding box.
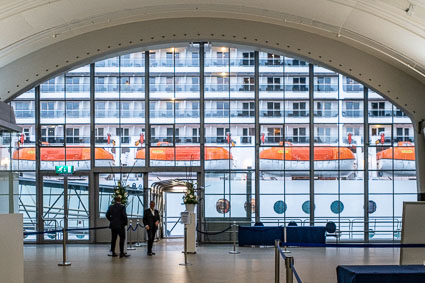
[106,203,128,229]
[143,208,160,230]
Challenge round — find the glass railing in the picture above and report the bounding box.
[175,110,200,118]
[120,110,145,119]
[240,136,252,144]
[259,58,308,66]
[40,110,65,119]
[314,110,339,118]
[342,137,364,145]
[95,111,119,119]
[66,84,91,93]
[66,109,90,118]
[14,110,35,119]
[40,85,65,93]
[342,110,363,118]
[40,137,65,144]
[176,137,200,143]
[283,136,310,143]
[66,136,90,144]
[230,109,255,118]
[314,84,338,92]
[149,58,200,67]
[205,137,230,144]
[286,110,309,117]
[95,59,119,67]
[150,110,174,118]
[204,84,255,92]
[259,84,311,92]
[264,136,284,143]
[205,110,229,118]
[285,85,309,92]
[120,84,145,93]
[204,58,254,67]
[314,137,339,143]
[150,137,173,144]
[120,58,145,68]
[259,85,284,92]
[343,84,363,92]
[149,84,199,93]
[394,136,414,143]
[368,110,393,117]
[95,84,119,93]
[259,110,284,117]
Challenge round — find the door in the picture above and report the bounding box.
[41,174,90,242]
[163,192,185,237]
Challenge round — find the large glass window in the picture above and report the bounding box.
[10,43,417,243]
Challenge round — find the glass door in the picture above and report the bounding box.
[163,192,185,237]
[41,175,90,242]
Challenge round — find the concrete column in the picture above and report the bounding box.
[414,121,425,200]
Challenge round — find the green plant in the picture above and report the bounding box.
[112,180,129,206]
[183,182,198,204]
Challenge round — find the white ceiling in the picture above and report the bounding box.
[0,0,425,77]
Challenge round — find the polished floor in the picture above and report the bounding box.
[24,240,400,283]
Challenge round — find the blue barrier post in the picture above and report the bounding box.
[275,240,280,283]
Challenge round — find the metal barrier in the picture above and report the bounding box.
[229,221,240,254]
[275,240,301,283]
[179,224,191,266]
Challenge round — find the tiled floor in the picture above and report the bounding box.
[24,239,400,283]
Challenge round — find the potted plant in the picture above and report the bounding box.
[112,180,129,206]
[183,182,198,213]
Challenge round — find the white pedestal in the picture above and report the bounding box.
[186,212,196,253]
[0,214,23,283]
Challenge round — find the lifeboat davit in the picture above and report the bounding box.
[135,145,233,169]
[376,142,415,176]
[12,147,114,170]
[259,143,356,176]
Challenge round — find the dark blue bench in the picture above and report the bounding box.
[238,226,326,246]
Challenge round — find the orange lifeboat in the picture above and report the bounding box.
[12,147,114,169]
[376,142,415,175]
[135,146,233,169]
[259,143,355,176]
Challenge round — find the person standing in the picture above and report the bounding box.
[106,196,130,258]
[143,200,160,256]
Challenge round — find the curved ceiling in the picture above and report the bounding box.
[1,0,425,122]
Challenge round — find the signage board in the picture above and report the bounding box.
[55,165,74,175]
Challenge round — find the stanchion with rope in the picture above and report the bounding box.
[275,240,280,283]
[282,225,291,254]
[179,224,191,266]
[229,221,240,254]
[284,254,294,283]
[134,220,142,247]
[58,228,71,266]
[127,220,136,251]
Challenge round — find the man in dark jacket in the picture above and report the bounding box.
[106,196,129,258]
[143,200,160,256]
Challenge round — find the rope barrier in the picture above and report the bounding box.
[278,244,302,283]
[196,225,232,235]
[24,226,110,236]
